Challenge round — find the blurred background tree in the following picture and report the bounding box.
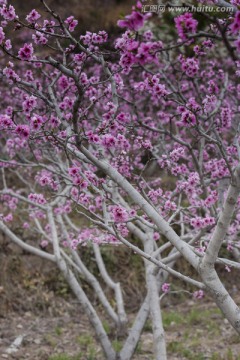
[13,0,136,35]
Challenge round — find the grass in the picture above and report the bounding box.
[76,334,98,359]
[49,355,70,360]
[44,334,57,347]
[112,339,122,352]
[162,307,222,329]
[162,310,185,328]
[48,351,98,360]
[102,320,111,335]
[54,326,63,336]
[77,334,93,347]
[163,305,237,359]
[48,354,81,360]
[167,341,206,360]
[209,349,240,360]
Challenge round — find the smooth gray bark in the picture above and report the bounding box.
[144,237,167,360]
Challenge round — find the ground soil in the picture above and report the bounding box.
[0,298,240,360]
[0,246,240,359]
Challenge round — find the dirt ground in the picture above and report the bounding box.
[0,296,240,360]
[0,249,240,359]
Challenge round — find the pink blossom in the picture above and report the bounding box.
[18,43,34,61]
[153,232,160,241]
[175,13,198,40]
[58,75,70,90]
[220,107,232,129]
[0,114,14,128]
[23,222,30,229]
[207,80,219,95]
[118,11,145,31]
[202,95,217,113]
[225,265,231,272]
[87,131,100,144]
[116,223,129,237]
[28,193,47,205]
[193,290,204,299]
[32,31,47,45]
[230,11,240,33]
[3,64,20,81]
[73,53,86,65]
[65,16,78,32]
[111,206,129,223]
[0,26,5,44]
[40,240,49,248]
[191,216,215,229]
[15,125,30,138]
[22,95,37,114]
[92,31,108,44]
[161,283,170,293]
[80,31,92,45]
[101,134,116,149]
[235,38,240,52]
[68,167,80,177]
[5,39,11,50]
[26,9,41,23]
[204,192,217,207]
[164,200,177,211]
[227,242,233,251]
[30,115,43,131]
[180,57,199,77]
[180,110,196,127]
[0,4,17,21]
[170,147,185,162]
[196,246,206,254]
[3,213,13,222]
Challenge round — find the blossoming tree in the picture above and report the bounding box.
[1,0,240,358]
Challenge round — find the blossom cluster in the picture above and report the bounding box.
[28,193,47,205]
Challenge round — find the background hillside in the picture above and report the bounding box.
[13,0,135,34]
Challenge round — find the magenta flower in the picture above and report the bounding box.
[23,222,30,229]
[161,283,170,293]
[117,11,146,31]
[18,43,34,61]
[181,57,199,77]
[0,4,17,21]
[28,193,46,205]
[40,240,49,249]
[193,290,204,299]
[101,134,116,149]
[0,114,14,129]
[0,27,5,44]
[65,16,78,32]
[3,213,13,222]
[30,115,43,131]
[68,167,80,177]
[175,13,198,40]
[220,107,232,129]
[26,9,41,23]
[15,124,30,138]
[230,11,240,34]
[5,39,11,50]
[111,206,129,223]
[235,38,240,52]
